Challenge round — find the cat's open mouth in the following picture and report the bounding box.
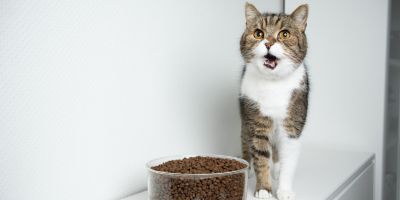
[264,54,278,70]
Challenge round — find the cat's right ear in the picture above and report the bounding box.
[245,2,261,26]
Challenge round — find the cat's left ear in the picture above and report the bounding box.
[290,4,309,32]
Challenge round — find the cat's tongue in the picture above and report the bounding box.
[264,54,278,70]
[264,59,277,69]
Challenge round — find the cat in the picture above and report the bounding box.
[239,3,309,200]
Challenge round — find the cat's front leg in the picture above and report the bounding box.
[241,125,252,165]
[250,130,276,200]
[276,135,301,200]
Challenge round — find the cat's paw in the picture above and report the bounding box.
[277,189,295,200]
[254,189,276,199]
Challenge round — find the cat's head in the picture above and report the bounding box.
[240,3,308,79]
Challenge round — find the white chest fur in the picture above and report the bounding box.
[241,64,305,120]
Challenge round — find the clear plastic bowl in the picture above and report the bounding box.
[146,155,249,200]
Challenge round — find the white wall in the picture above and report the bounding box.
[0,0,283,199]
[285,1,389,200]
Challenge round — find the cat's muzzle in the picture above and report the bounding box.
[264,53,278,70]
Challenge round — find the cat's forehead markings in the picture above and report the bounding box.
[261,17,267,30]
[267,15,273,25]
[272,15,280,24]
[275,16,282,26]
[262,14,282,32]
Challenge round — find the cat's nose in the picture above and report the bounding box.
[265,42,272,49]
[265,36,276,49]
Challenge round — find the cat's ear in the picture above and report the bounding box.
[290,4,308,32]
[245,2,261,26]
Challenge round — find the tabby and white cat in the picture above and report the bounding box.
[239,3,309,200]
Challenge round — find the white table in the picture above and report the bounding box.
[122,146,374,200]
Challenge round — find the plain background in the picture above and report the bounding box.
[0,0,389,200]
[286,0,389,200]
[0,0,282,199]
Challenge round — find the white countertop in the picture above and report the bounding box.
[122,146,374,200]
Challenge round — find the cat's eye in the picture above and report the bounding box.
[253,29,264,40]
[278,30,291,40]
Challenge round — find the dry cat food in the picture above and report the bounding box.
[148,156,248,200]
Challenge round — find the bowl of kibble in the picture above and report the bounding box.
[147,155,249,200]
